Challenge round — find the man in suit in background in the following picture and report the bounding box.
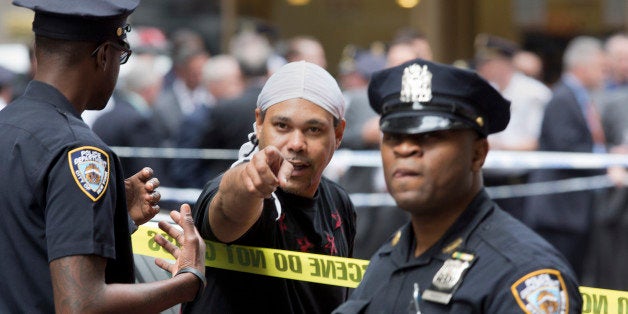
[523,36,608,280]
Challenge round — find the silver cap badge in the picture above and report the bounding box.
[400,64,433,103]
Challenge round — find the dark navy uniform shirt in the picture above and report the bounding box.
[0,81,134,312]
[334,189,582,314]
[183,175,357,314]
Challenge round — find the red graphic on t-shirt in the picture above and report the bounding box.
[331,211,342,229]
[278,213,287,233]
[324,233,338,255]
[297,237,314,252]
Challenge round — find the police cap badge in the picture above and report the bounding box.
[368,58,510,137]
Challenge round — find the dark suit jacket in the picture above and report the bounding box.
[203,86,260,151]
[92,94,173,185]
[153,86,184,142]
[170,86,260,188]
[524,80,603,233]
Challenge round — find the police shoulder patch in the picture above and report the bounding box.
[67,146,110,202]
[511,269,569,314]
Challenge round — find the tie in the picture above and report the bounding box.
[586,101,606,145]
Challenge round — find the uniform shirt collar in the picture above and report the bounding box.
[24,80,82,119]
[379,189,494,268]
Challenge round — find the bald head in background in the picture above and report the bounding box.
[285,36,328,69]
[513,50,544,81]
[387,28,433,67]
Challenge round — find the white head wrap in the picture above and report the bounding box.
[256,60,345,119]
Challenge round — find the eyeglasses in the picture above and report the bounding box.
[91,41,133,65]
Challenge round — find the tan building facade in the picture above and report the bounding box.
[234,0,627,83]
[2,0,627,82]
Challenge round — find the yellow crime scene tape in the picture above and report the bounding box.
[579,287,628,314]
[133,226,628,313]
[132,226,369,288]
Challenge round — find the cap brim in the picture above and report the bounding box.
[380,111,474,135]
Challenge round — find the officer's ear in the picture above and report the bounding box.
[92,42,109,71]
[471,135,489,171]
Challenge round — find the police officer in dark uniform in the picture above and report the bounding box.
[0,1,206,312]
[334,59,582,313]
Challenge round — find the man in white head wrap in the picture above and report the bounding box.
[235,60,345,161]
[184,61,356,314]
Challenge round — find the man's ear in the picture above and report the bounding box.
[334,119,346,149]
[472,136,489,171]
[254,108,263,139]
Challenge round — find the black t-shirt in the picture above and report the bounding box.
[0,81,134,312]
[184,175,356,314]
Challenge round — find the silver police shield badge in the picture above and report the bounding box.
[68,146,110,202]
[400,64,433,103]
[432,259,470,290]
[422,251,476,305]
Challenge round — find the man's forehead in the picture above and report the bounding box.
[265,98,335,121]
[269,115,330,127]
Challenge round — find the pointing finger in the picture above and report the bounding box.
[277,159,294,187]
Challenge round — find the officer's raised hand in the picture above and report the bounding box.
[154,204,207,301]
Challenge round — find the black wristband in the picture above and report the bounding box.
[175,267,206,301]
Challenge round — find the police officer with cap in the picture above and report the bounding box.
[333,58,582,313]
[0,1,206,312]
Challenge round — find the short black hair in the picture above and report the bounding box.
[35,35,97,67]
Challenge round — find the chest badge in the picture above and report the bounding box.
[68,146,110,202]
[422,251,477,305]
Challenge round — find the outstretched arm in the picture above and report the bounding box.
[50,204,205,313]
[209,146,293,243]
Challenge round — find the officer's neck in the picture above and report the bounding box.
[34,66,93,115]
[410,208,464,258]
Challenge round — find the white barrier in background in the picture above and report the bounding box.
[157,174,616,207]
[329,149,628,169]
[111,147,628,206]
[112,147,628,169]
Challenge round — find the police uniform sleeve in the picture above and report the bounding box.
[487,267,582,313]
[45,145,119,262]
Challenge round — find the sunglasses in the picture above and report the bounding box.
[91,40,133,65]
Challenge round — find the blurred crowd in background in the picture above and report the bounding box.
[1,18,627,292]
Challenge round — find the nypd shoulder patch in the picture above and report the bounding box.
[511,269,569,314]
[67,146,110,202]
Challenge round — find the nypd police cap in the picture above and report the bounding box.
[12,0,139,42]
[368,58,510,137]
